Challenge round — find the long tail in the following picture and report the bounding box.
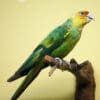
[11,66,42,100]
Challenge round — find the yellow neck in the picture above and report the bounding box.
[72,16,85,29]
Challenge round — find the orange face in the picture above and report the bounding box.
[78,11,89,18]
[78,11,90,21]
[78,11,94,21]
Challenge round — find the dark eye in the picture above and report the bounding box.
[80,12,84,16]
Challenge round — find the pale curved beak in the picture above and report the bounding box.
[87,13,95,21]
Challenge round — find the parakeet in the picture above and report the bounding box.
[7,11,94,100]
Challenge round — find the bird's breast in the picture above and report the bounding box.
[51,30,81,58]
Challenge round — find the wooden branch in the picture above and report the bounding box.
[44,55,96,100]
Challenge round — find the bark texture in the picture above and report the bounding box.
[45,55,96,100]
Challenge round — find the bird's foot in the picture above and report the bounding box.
[55,57,63,66]
[55,57,72,71]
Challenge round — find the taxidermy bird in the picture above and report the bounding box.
[7,11,94,100]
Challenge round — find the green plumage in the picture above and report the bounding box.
[7,11,93,100]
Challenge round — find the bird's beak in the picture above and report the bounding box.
[87,13,95,21]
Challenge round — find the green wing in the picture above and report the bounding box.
[7,25,69,81]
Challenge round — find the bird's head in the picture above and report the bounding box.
[72,11,94,28]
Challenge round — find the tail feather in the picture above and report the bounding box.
[7,73,22,82]
[11,66,42,100]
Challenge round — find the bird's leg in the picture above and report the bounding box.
[45,55,72,76]
[45,55,81,76]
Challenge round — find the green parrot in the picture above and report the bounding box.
[7,11,94,100]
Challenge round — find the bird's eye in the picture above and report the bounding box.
[80,12,84,16]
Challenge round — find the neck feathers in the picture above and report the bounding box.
[63,18,83,31]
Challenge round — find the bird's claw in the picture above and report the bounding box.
[55,57,63,66]
[48,57,73,76]
[55,57,71,71]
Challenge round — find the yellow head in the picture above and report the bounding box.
[72,11,94,28]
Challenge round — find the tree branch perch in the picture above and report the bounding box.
[44,55,96,100]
